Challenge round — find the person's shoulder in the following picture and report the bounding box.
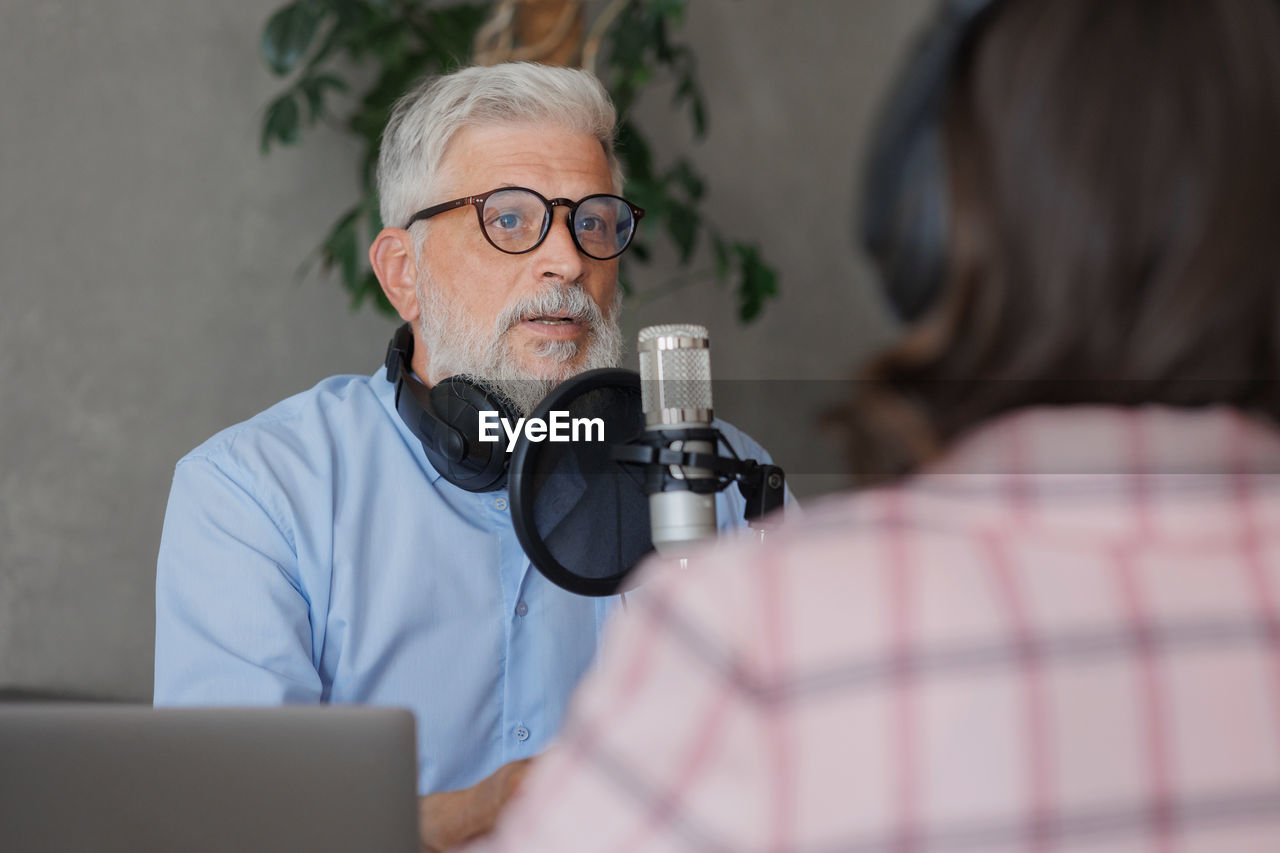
[178,373,386,475]
[625,485,937,676]
[636,476,1004,644]
[711,417,771,463]
[653,474,984,608]
[615,490,871,679]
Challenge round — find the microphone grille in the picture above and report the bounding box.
[637,323,709,344]
[637,324,712,423]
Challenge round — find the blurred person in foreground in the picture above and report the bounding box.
[461,0,1280,849]
[153,61,772,851]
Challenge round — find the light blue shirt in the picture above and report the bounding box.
[154,367,776,794]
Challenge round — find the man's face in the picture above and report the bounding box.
[413,121,622,412]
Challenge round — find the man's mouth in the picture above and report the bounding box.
[526,315,580,326]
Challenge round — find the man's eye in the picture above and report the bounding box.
[578,216,605,232]
[490,212,523,231]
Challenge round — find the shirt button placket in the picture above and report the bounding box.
[513,725,530,742]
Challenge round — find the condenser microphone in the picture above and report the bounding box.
[637,324,718,557]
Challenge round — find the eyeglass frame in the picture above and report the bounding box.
[401,186,646,261]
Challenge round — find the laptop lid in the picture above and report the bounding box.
[0,704,419,853]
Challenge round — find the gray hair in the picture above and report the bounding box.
[377,62,623,231]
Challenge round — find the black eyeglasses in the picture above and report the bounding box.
[403,186,645,261]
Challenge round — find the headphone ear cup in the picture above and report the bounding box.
[859,0,1000,324]
[386,322,519,493]
[428,378,520,492]
[865,128,950,324]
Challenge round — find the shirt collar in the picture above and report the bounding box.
[371,363,445,485]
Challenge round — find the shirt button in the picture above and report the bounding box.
[493,497,508,511]
[513,726,530,742]
[515,601,529,617]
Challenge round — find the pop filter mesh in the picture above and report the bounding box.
[510,372,655,596]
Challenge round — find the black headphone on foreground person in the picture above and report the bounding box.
[860,0,1000,324]
[384,322,520,492]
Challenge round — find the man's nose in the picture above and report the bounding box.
[535,209,586,282]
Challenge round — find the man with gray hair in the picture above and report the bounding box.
[155,62,775,849]
[373,62,629,416]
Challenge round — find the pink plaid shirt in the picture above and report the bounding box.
[468,406,1280,852]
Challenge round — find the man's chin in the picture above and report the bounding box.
[475,374,560,419]
[511,341,588,381]
[513,360,584,387]
[460,348,577,414]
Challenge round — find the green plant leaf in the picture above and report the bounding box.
[262,1,324,76]
[688,87,707,138]
[261,92,301,152]
[734,243,779,323]
[362,189,384,241]
[416,5,490,67]
[711,234,729,280]
[666,201,699,263]
[302,11,348,72]
[299,73,347,121]
[651,0,687,22]
[668,159,704,201]
[321,205,361,288]
[617,120,654,184]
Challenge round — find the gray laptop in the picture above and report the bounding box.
[0,704,419,853]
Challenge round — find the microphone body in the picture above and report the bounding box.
[637,324,718,557]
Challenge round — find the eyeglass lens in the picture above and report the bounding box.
[481,189,635,259]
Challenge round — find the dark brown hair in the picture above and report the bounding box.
[839,0,1280,483]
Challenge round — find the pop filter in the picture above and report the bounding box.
[509,369,654,597]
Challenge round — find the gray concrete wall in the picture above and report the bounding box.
[0,1,930,701]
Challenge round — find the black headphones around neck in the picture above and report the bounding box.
[384,323,521,492]
[859,0,1000,324]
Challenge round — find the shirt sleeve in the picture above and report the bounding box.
[461,542,772,852]
[153,454,322,705]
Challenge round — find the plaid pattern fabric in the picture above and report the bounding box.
[468,406,1280,852]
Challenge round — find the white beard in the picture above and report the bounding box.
[415,267,623,416]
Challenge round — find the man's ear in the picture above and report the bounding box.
[369,228,420,323]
